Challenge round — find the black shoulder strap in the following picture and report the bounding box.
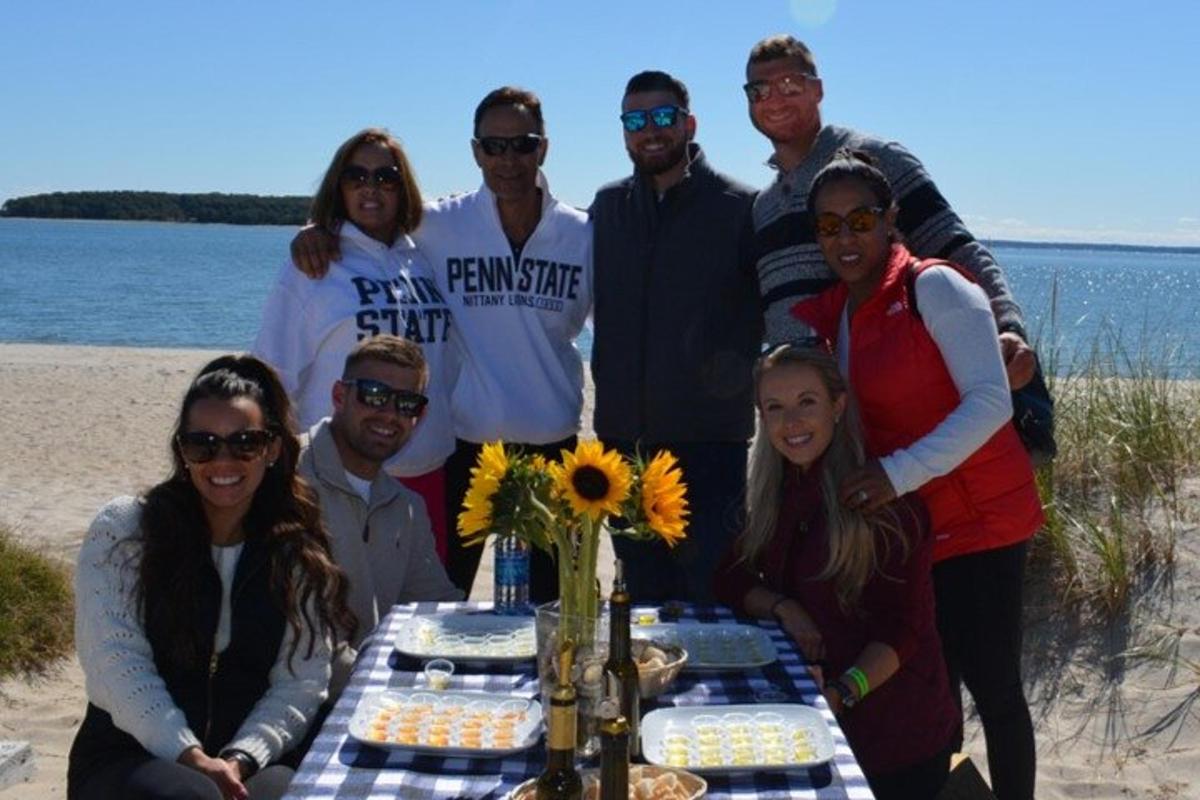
[905,258,922,321]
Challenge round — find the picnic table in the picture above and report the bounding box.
[284,601,874,799]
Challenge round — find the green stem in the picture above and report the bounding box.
[579,515,600,621]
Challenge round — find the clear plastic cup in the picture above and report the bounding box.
[497,698,531,722]
[423,658,455,690]
[408,692,439,714]
[486,631,517,655]
[754,711,785,732]
[722,711,753,734]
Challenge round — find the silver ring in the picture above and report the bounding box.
[857,490,869,504]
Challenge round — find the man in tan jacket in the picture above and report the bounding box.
[298,335,462,653]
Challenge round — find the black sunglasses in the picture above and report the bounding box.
[473,134,543,157]
[177,429,276,463]
[342,378,428,416]
[619,105,688,133]
[339,164,404,191]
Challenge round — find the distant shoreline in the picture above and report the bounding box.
[0,191,308,226]
[981,238,1200,256]
[3,214,1197,254]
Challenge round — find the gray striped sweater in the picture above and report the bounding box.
[752,124,1026,345]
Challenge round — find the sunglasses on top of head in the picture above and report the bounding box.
[619,105,688,133]
[339,164,404,191]
[814,206,885,238]
[177,429,277,463]
[473,134,543,157]
[342,378,429,417]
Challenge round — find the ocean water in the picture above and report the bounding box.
[1,218,1197,376]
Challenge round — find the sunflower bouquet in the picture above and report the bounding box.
[458,440,689,623]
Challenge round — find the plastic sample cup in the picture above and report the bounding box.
[423,659,455,690]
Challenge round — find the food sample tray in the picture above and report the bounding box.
[632,623,777,671]
[641,703,835,773]
[348,689,542,757]
[394,611,536,662]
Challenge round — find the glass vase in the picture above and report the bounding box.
[534,600,610,758]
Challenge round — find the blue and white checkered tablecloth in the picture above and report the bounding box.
[284,602,873,800]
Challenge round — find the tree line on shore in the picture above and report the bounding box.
[0,191,309,225]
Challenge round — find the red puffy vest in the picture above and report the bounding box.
[791,244,1043,562]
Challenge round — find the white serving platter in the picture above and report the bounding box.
[393,611,537,662]
[641,703,835,774]
[631,623,777,671]
[347,689,542,757]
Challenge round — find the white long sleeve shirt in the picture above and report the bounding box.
[415,173,592,444]
[837,265,1013,496]
[254,223,458,476]
[74,497,331,766]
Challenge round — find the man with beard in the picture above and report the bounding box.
[298,335,461,653]
[745,35,1036,389]
[590,70,761,604]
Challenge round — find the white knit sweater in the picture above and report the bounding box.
[74,496,332,766]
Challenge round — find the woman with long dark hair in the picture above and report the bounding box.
[714,345,957,799]
[69,355,354,800]
[792,150,1044,800]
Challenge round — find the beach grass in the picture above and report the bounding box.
[1030,325,1199,617]
[0,524,73,680]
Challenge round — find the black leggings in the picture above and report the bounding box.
[443,436,574,603]
[867,741,953,800]
[73,755,293,800]
[933,540,1035,800]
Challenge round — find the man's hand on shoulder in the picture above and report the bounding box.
[1000,332,1036,390]
[291,224,340,279]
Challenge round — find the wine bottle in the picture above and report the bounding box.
[598,677,630,800]
[603,558,640,758]
[535,644,582,800]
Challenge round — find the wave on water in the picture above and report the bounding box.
[1,218,1196,376]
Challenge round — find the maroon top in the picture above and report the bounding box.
[713,465,958,776]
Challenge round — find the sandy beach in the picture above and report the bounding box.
[1,343,1196,798]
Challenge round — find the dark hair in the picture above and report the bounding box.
[623,70,690,109]
[343,334,428,388]
[310,128,423,237]
[473,86,545,137]
[747,34,819,76]
[808,148,896,214]
[136,354,355,670]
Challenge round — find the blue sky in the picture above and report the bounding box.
[2,0,1197,246]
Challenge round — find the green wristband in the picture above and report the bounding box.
[844,666,869,699]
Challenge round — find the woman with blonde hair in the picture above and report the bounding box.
[714,344,957,800]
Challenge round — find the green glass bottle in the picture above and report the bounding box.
[597,680,630,800]
[603,558,640,758]
[535,644,582,800]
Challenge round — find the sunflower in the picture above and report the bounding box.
[639,450,689,546]
[457,441,510,541]
[551,440,632,521]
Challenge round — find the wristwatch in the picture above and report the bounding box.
[220,748,260,778]
[828,678,859,711]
